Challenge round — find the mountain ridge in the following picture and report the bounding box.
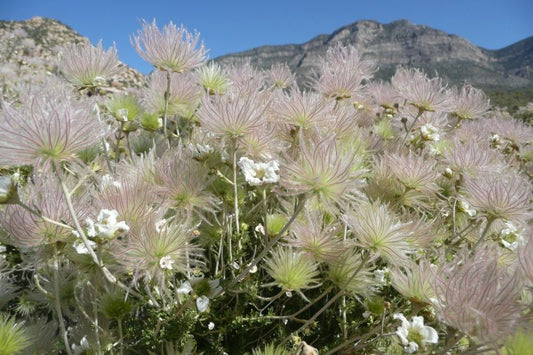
[214,19,533,91]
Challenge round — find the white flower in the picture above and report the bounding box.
[85,218,97,237]
[73,238,96,255]
[458,199,476,217]
[230,261,240,270]
[420,124,440,142]
[208,322,215,330]
[255,224,265,235]
[248,263,258,274]
[196,295,209,312]
[159,256,175,270]
[238,157,280,186]
[90,209,130,239]
[393,313,438,353]
[116,108,129,122]
[177,281,193,294]
[374,268,387,284]
[71,335,90,354]
[500,221,524,251]
[187,142,213,158]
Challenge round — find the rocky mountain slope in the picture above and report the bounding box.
[0,17,145,91]
[215,19,533,91]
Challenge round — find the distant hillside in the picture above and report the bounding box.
[214,19,533,92]
[0,17,145,90]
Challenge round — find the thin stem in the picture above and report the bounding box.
[162,70,171,142]
[125,133,134,163]
[93,102,114,174]
[262,188,268,238]
[53,249,73,355]
[401,108,424,146]
[52,163,140,297]
[118,318,124,355]
[16,200,72,230]
[472,218,495,252]
[92,296,102,354]
[324,319,384,355]
[115,122,125,163]
[222,194,308,294]
[281,252,371,345]
[233,148,240,235]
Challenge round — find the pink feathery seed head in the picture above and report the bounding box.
[115,216,202,288]
[449,84,490,121]
[1,177,89,248]
[366,81,401,112]
[432,247,525,345]
[286,208,343,263]
[390,259,437,304]
[391,67,450,113]
[156,148,219,217]
[442,139,504,178]
[342,200,415,267]
[59,40,120,88]
[239,128,283,161]
[281,135,366,213]
[132,19,207,73]
[366,151,439,209]
[142,70,202,117]
[483,115,533,147]
[225,60,266,94]
[265,63,296,90]
[314,43,376,100]
[0,85,109,169]
[462,172,532,225]
[96,174,162,235]
[197,90,269,145]
[518,237,533,285]
[272,89,331,131]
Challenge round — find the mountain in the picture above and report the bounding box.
[214,19,533,91]
[0,17,145,90]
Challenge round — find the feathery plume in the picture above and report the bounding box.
[264,247,319,292]
[197,91,268,146]
[282,136,365,213]
[343,201,414,266]
[315,43,375,100]
[132,19,206,73]
[0,85,107,169]
[449,84,490,121]
[431,247,525,345]
[461,173,532,225]
[391,68,450,113]
[142,71,202,118]
[60,41,120,89]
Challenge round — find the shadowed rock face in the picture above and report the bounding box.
[214,19,533,90]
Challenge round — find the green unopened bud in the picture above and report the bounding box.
[266,214,287,237]
[140,113,162,132]
[367,296,386,315]
[122,121,138,133]
[0,175,18,204]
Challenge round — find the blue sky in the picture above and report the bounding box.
[2,0,532,74]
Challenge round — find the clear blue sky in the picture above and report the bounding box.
[2,0,532,74]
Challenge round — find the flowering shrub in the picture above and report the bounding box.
[0,19,532,354]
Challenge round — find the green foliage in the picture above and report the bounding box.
[251,342,291,355]
[487,86,533,115]
[0,316,30,355]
